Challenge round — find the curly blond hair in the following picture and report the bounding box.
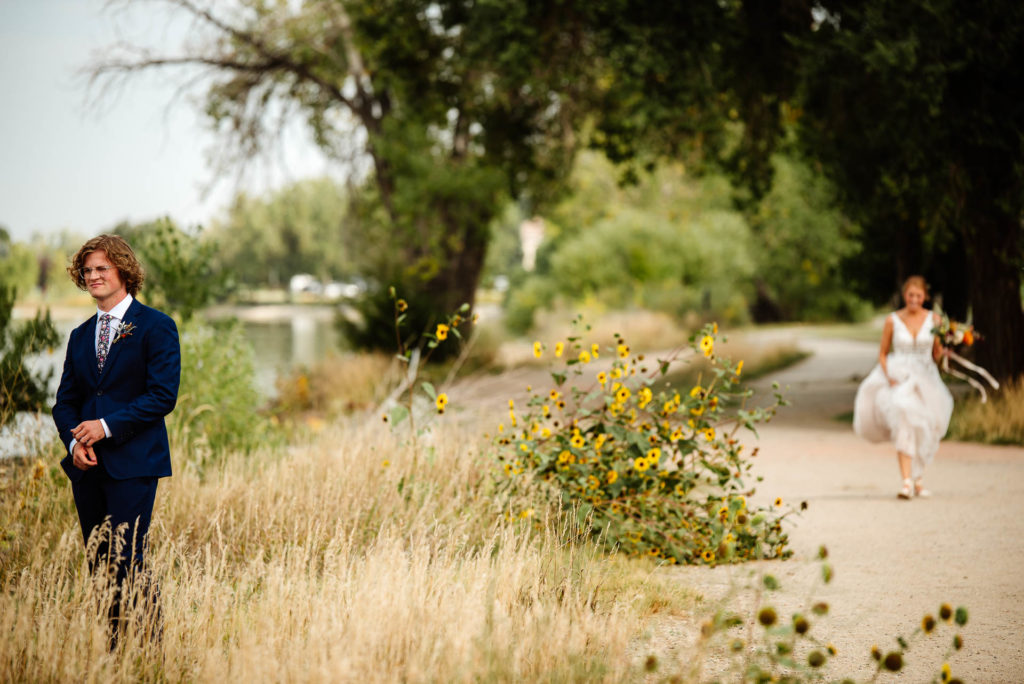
[68,235,145,296]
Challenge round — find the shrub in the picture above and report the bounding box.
[170,318,269,468]
[0,284,59,428]
[493,320,793,564]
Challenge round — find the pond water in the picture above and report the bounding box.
[2,305,347,457]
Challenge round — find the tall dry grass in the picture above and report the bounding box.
[947,377,1024,445]
[0,418,695,682]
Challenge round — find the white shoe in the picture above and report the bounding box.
[898,478,913,500]
[914,479,931,498]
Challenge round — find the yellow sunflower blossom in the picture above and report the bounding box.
[690,405,705,416]
[587,475,600,489]
[703,427,716,441]
[578,350,591,364]
[700,335,713,358]
[549,390,560,401]
[615,386,631,403]
[637,387,653,409]
[558,450,572,464]
[571,433,586,448]
[611,367,623,379]
[435,393,449,413]
[597,371,608,387]
[736,359,744,376]
[774,496,783,507]
[554,341,564,357]
[508,399,515,409]
[670,427,683,441]
[542,405,551,418]
[436,324,450,341]
[606,470,619,484]
[690,385,703,398]
[594,434,607,450]
[646,447,661,462]
[556,399,566,410]
[712,322,718,334]
[541,427,551,439]
[533,341,542,358]
[497,423,504,433]
[633,456,650,472]
[662,400,678,415]
[701,549,715,563]
[395,299,408,312]
[616,343,630,359]
[591,343,600,358]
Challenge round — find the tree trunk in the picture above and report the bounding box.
[964,215,1024,382]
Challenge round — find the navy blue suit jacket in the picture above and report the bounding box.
[52,298,180,482]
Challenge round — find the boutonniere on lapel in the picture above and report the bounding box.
[112,321,136,345]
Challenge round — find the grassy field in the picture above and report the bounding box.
[0,418,699,682]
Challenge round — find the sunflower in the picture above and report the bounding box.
[395,299,408,312]
[436,324,450,341]
[735,359,744,376]
[533,341,542,358]
[591,343,600,358]
[597,371,608,387]
[554,341,564,357]
[606,470,619,485]
[435,393,449,413]
[571,434,586,448]
[646,447,661,462]
[633,456,650,472]
[701,549,715,563]
[617,343,630,358]
[699,335,713,358]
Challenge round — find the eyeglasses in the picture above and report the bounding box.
[79,266,114,278]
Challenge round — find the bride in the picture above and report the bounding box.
[853,276,954,499]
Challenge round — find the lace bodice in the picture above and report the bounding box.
[890,312,934,359]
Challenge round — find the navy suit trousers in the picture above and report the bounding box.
[71,465,158,582]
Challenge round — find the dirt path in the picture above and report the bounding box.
[664,334,1024,682]
[455,329,1024,681]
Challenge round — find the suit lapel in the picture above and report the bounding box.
[98,299,141,378]
[82,314,100,384]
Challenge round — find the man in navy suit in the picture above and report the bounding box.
[52,234,180,643]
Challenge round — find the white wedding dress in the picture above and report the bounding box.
[853,312,954,478]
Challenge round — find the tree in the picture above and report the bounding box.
[91,0,597,350]
[793,0,1024,380]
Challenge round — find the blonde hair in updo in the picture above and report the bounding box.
[902,275,929,299]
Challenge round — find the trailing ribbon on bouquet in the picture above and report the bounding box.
[941,350,1000,403]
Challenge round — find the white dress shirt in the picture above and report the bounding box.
[69,294,133,456]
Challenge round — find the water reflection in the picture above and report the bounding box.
[241,314,343,397]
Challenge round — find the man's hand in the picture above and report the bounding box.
[71,420,105,447]
[72,442,98,471]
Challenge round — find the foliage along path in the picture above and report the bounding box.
[454,329,1024,681]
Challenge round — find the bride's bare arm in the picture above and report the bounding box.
[931,312,945,363]
[879,315,896,384]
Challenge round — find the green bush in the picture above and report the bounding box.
[494,321,792,565]
[0,285,59,428]
[170,318,269,468]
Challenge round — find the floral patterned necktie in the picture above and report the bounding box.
[97,313,113,372]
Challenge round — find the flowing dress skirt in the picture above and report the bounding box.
[853,354,954,478]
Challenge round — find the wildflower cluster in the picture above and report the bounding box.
[696,546,969,682]
[494,321,791,564]
[383,288,472,432]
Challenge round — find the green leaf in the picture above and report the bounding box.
[388,405,409,425]
[421,382,436,399]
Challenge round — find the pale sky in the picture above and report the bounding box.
[0,0,332,243]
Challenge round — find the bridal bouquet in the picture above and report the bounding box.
[932,313,999,402]
[931,314,978,348]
